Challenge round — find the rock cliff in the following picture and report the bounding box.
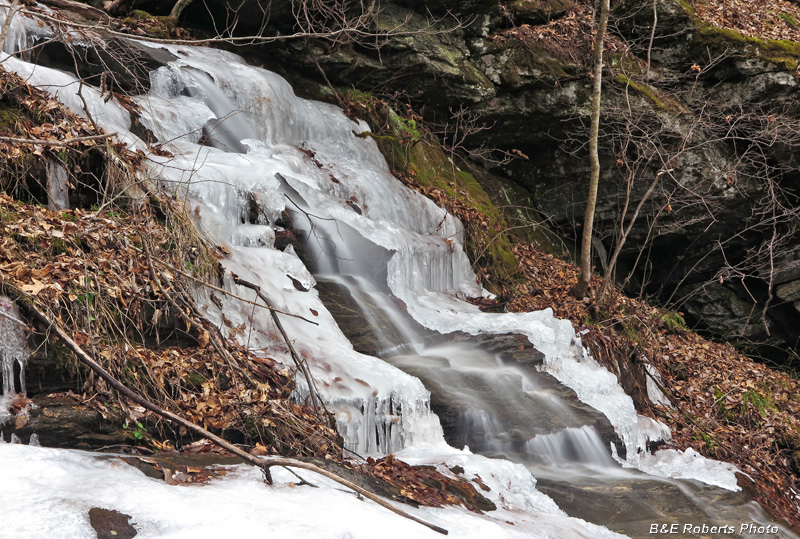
[200,0,800,364]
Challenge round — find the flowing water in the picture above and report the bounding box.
[0,9,797,537]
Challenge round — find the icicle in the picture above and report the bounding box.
[0,2,27,55]
[28,433,40,447]
[0,296,28,397]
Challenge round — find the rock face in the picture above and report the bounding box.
[181,0,800,362]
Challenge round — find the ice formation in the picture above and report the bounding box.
[0,5,789,537]
[0,296,27,402]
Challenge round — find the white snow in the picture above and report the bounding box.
[0,443,625,539]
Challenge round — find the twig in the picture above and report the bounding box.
[142,243,258,389]
[231,272,329,417]
[0,133,116,147]
[0,308,25,326]
[39,0,111,22]
[14,296,448,535]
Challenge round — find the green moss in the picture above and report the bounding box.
[183,370,206,389]
[0,106,22,131]
[400,142,519,289]
[614,74,671,110]
[387,108,420,139]
[609,53,645,76]
[778,12,799,29]
[695,22,800,71]
[742,389,777,419]
[661,310,688,333]
[677,0,696,17]
[128,10,153,20]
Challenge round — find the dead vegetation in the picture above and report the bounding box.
[694,0,800,42]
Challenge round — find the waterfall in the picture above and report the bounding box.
[1,8,797,538]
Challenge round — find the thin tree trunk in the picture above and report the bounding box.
[596,170,665,302]
[572,0,611,299]
[646,0,657,81]
[169,0,195,21]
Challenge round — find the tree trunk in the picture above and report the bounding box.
[572,0,610,299]
[170,0,195,21]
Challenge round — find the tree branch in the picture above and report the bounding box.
[15,294,448,536]
[231,272,328,417]
[0,133,116,147]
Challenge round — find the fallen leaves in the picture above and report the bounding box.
[0,189,338,461]
[359,454,496,512]
[695,0,800,43]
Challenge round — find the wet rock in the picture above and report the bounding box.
[88,508,137,539]
[13,394,128,449]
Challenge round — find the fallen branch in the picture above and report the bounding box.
[0,133,117,147]
[231,272,328,416]
[18,297,448,536]
[0,308,26,326]
[40,0,111,22]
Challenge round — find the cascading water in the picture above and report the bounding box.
[0,7,797,538]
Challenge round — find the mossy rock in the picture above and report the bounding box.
[455,156,566,257]
[497,42,577,87]
[128,10,154,20]
[612,73,687,113]
[508,0,574,24]
[694,23,800,72]
[386,134,519,289]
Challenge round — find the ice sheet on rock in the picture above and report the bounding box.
[645,362,673,408]
[0,443,627,539]
[632,447,742,492]
[1,56,133,138]
[135,93,216,145]
[634,415,672,452]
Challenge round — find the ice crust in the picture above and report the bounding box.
[632,447,742,491]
